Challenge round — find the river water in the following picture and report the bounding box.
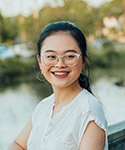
[0,78,125,149]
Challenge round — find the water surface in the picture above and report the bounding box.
[0,78,125,149]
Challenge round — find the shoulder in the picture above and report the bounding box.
[76,89,108,148]
[77,89,104,116]
[32,93,54,124]
[76,89,108,127]
[34,93,54,111]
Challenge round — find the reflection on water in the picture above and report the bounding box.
[92,78,125,125]
[0,78,125,149]
[0,84,40,150]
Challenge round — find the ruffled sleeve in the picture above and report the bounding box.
[77,93,108,150]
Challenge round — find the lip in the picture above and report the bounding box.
[51,71,70,79]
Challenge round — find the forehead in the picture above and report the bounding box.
[41,32,81,53]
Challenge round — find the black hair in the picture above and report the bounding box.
[37,21,92,93]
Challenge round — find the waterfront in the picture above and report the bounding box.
[0,78,125,149]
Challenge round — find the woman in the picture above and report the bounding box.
[8,21,108,150]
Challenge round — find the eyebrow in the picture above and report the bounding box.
[44,49,78,53]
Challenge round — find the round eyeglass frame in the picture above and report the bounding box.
[40,52,82,67]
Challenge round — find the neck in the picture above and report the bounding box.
[52,81,83,107]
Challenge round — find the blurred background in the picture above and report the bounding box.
[0,0,125,149]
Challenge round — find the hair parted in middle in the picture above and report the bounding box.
[37,21,92,94]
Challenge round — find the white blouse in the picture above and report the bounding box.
[27,89,108,150]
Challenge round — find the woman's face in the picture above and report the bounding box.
[38,32,84,89]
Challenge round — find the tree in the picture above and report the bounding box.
[0,13,19,43]
[19,0,98,48]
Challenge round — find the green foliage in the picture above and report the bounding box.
[0,14,19,43]
[89,49,124,69]
[17,0,124,48]
[105,50,120,65]
[0,0,124,46]
[102,40,114,50]
[0,57,35,87]
[98,0,123,17]
[0,50,124,87]
[18,0,102,48]
[0,0,124,94]
[0,57,53,96]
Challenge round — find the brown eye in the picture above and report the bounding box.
[45,54,57,60]
[65,54,76,60]
[47,55,56,59]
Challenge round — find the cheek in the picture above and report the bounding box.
[76,60,83,71]
[42,66,50,74]
[39,60,50,74]
[72,63,83,77]
[41,66,51,82]
[74,67,82,77]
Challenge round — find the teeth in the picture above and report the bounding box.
[54,72,68,75]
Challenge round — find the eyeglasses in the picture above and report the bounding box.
[40,52,82,67]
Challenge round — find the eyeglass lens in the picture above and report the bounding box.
[42,52,80,67]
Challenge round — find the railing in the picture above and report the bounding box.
[108,120,125,150]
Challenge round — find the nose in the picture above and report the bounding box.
[55,57,66,68]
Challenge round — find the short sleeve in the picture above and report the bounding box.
[77,99,108,150]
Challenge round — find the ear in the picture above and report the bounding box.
[37,55,41,64]
[37,55,42,70]
[84,56,87,62]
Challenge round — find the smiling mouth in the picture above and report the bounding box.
[51,71,70,77]
[52,72,69,75]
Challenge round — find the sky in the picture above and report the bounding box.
[0,0,111,17]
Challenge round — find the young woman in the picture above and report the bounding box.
[8,21,108,150]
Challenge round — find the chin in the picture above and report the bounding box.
[52,84,68,89]
[51,81,78,89]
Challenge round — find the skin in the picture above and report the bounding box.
[38,32,83,109]
[8,32,105,150]
[8,119,32,150]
